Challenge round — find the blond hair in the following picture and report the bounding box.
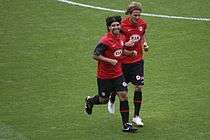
[125,1,143,15]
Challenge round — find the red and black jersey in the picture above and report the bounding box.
[121,16,147,64]
[94,32,126,79]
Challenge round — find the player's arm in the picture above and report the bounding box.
[123,38,136,56]
[123,49,137,56]
[124,40,134,47]
[92,43,118,66]
[142,34,149,52]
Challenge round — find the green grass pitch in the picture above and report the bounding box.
[0,0,210,139]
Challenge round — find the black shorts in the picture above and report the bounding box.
[97,75,128,98]
[122,60,144,86]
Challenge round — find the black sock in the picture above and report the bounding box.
[110,92,116,103]
[89,95,100,105]
[133,91,142,116]
[120,100,129,125]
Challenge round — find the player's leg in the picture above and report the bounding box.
[131,60,144,126]
[132,85,144,126]
[114,75,137,132]
[85,78,110,115]
[117,90,137,132]
[108,91,118,114]
[107,64,130,114]
[107,92,116,114]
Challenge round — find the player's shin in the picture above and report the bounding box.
[88,95,101,105]
[133,90,142,116]
[110,92,117,103]
[120,100,129,124]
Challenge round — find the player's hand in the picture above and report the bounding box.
[143,42,149,52]
[125,40,134,47]
[109,59,118,66]
[131,50,137,56]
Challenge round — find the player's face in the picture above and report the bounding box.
[131,10,141,23]
[109,21,121,35]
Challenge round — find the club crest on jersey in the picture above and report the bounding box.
[114,49,122,57]
[130,34,141,42]
[120,40,124,46]
[138,26,143,31]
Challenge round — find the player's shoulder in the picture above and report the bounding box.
[121,16,130,25]
[119,33,126,42]
[138,18,147,25]
[99,33,112,46]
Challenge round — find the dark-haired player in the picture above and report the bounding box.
[84,16,137,132]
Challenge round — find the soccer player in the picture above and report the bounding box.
[84,16,137,132]
[108,2,149,127]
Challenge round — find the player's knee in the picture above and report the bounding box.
[99,96,109,104]
[135,85,143,92]
[117,91,128,101]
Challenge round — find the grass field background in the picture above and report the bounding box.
[0,0,210,139]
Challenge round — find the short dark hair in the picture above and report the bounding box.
[106,16,122,27]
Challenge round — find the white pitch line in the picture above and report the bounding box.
[58,0,210,22]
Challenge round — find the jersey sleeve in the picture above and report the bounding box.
[143,21,148,33]
[93,43,107,56]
